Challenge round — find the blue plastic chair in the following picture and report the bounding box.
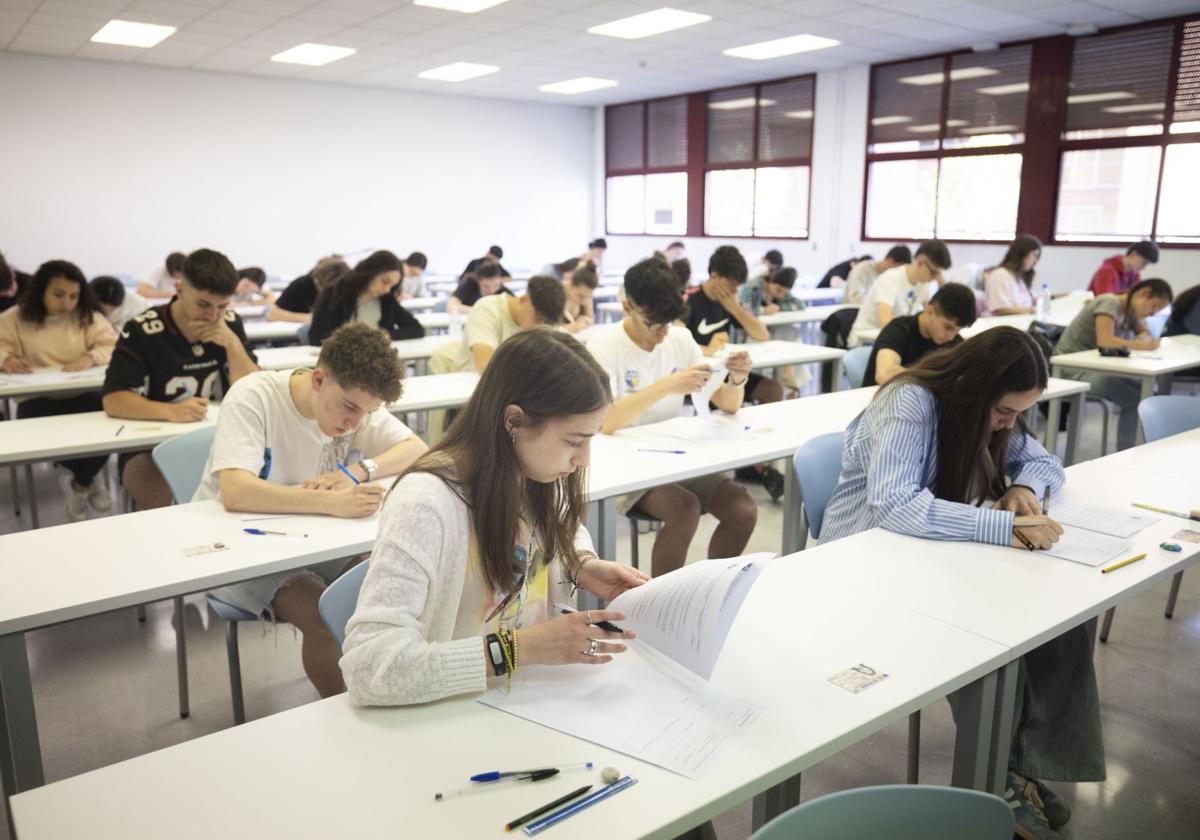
[151,427,217,720]
[433,296,449,314]
[750,785,1013,840]
[297,322,312,346]
[791,432,845,544]
[1100,395,1200,643]
[842,345,873,389]
[318,561,371,649]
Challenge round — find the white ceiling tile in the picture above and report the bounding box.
[9,39,77,55]
[0,0,40,10]
[74,41,148,60]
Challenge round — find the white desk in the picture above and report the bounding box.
[399,296,440,312]
[232,304,267,320]
[1051,336,1200,402]
[417,312,451,334]
[793,286,844,304]
[8,559,1009,840]
[856,297,1083,345]
[243,320,302,343]
[596,300,623,323]
[730,340,845,390]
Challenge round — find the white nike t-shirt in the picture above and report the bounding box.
[586,323,703,427]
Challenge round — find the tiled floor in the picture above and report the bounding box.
[1,398,1198,839]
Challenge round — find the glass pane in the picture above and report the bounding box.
[864,159,937,239]
[606,175,645,234]
[936,154,1022,240]
[708,86,756,164]
[644,172,688,235]
[944,45,1030,149]
[869,57,944,152]
[1064,24,1173,138]
[605,103,643,171]
[705,168,755,236]
[758,77,814,161]
[647,96,688,168]
[754,166,809,238]
[1054,146,1161,242]
[1156,143,1200,243]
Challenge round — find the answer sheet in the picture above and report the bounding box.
[1050,502,1158,539]
[1035,524,1128,567]
[692,360,726,423]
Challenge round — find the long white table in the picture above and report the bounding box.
[242,320,302,343]
[856,295,1086,345]
[1050,335,1200,403]
[399,295,440,312]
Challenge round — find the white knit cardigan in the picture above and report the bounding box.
[340,470,594,706]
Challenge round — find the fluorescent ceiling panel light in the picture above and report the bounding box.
[413,0,508,11]
[417,61,499,81]
[708,97,775,111]
[977,82,1029,96]
[905,124,941,132]
[946,119,968,127]
[1067,91,1134,104]
[784,110,813,119]
[899,66,997,85]
[271,43,356,65]
[1103,102,1165,113]
[90,19,176,48]
[958,124,1017,134]
[871,115,912,126]
[722,33,839,60]
[538,77,618,94]
[588,8,711,40]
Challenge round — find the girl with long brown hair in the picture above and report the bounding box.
[341,328,645,706]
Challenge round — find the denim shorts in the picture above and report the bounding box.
[208,557,355,621]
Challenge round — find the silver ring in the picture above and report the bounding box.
[588,639,598,656]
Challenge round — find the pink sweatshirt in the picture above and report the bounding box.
[0,307,116,367]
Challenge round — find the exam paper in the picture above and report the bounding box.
[622,414,756,445]
[692,361,726,423]
[0,368,99,386]
[1051,502,1157,539]
[1036,525,1128,567]
[479,644,761,779]
[609,554,774,679]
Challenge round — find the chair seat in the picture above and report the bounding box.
[206,594,259,623]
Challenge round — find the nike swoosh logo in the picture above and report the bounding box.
[697,318,729,336]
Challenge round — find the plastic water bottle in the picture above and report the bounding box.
[1036,281,1050,320]
[749,283,762,317]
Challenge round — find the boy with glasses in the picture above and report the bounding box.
[848,239,951,348]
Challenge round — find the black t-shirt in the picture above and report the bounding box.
[275,274,318,314]
[461,258,512,280]
[682,287,736,346]
[818,259,855,289]
[452,278,514,307]
[102,302,257,402]
[0,272,32,314]
[863,315,960,386]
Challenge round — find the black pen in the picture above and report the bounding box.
[505,784,593,832]
[555,603,624,634]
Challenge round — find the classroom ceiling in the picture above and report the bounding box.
[1,0,1194,105]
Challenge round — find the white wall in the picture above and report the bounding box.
[601,64,1200,295]
[0,52,598,280]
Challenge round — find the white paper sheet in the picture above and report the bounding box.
[0,368,99,387]
[609,554,774,679]
[620,414,756,445]
[1035,525,1128,567]
[692,361,726,423]
[479,644,761,779]
[1050,502,1158,539]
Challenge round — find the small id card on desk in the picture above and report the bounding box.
[829,664,889,694]
[183,543,228,558]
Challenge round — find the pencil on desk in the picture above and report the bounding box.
[1101,553,1146,574]
[114,424,125,437]
[1013,529,1036,551]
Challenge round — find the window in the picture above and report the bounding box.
[604,97,688,235]
[864,45,1032,241]
[704,77,814,238]
[1053,19,1200,243]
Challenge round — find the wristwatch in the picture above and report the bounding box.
[360,458,378,482]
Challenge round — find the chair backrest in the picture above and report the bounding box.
[820,307,858,349]
[791,432,845,540]
[319,561,371,649]
[151,426,217,504]
[842,345,873,389]
[297,322,312,345]
[750,784,1013,840]
[433,296,449,313]
[1139,395,1200,443]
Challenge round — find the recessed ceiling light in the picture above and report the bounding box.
[784,110,813,119]
[958,124,1018,134]
[722,33,839,60]
[90,19,176,48]
[946,119,968,127]
[413,0,508,12]
[977,82,1030,96]
[1067,91,1134,104]
[538,77,618,94]
[708,97,776,111]
[417,61,500,81]
[899,67,997,85]
[905,124,941,133]
[271,43,356,66]
[1103,102,1166,113]
[588,8,711,40]
[871,115,912,126]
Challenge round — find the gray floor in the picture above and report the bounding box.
[2,398,1199,839]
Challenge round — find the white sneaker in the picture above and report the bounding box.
[87,479,111,513]
[60,473,88,522]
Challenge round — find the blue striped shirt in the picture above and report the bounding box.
[821,383,1065,546]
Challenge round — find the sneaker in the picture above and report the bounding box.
[87,479,111,513]
[1034,779,1071,829]
[60,473,88,522]
[734,466,761,484]
[761,466,786,502]
[1005,772,1061,840]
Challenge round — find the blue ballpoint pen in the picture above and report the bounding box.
[470,761,593,783]
[337,463,361,485]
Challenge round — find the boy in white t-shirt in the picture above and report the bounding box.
[137,251,187,300]
[435,275,566,374]
[193,322,428,698]
[848,239,951,347]
[586,257,756,577]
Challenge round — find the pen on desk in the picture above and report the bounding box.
[114,424,125,437]
[1132,502,1200,522]
[637,448,687,454]
[435,770,559,800]
[505,785,593,832]
[555,603,624,634]
[337,463,361,485]
[1102,553,1146,574]
[243,528,309,538]
[471,762,592,783]
[521,776,638,836]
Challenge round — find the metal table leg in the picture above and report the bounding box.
[1064,392,1084,466]
[751,772,801,831]
[986,660,1019,796]
[950,668,999,791]
[828,358,843,393]
[0,632,45,818]
[781,456,802,555]
[24,465,39,529]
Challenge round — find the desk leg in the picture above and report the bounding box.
[1044,398,1060,456]
[1064,392,1083,466]
[1136,376,1156,445]
[781,456,802,555]
[951,669,998,791]
[986,661,1019,796]
[751,773,801,832]
[8,466,18,517]
[24,465,39,530]
[0,632,44,819]
[828,358,842,393]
